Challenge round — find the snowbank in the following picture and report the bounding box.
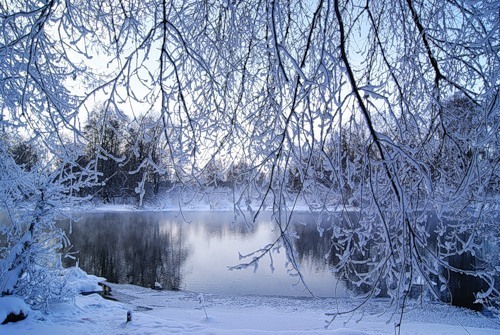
[62,266,105,294]
[0,296,29,325]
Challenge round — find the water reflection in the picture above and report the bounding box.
[60,211,348,298]
[61,213,189,290]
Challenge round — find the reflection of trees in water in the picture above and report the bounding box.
[292,212,374,295]
[182,211,260,239]
[292,212,492,310]
[61,213,190,290]
[293,217,332,271]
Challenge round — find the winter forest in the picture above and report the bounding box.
[0,0,499,331]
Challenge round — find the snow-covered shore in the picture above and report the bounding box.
[2,281,499,335]
[75,187,349,214]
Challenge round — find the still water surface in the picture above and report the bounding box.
[60,211,348,298]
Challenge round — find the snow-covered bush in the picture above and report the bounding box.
[0,143,76,309]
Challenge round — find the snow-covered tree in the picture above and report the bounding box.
[9,141,39,172]
[80,106,127,202]
[0,0,98,308]
[0,139,81,309]
[123,114,166,206]
[1,0,498,315]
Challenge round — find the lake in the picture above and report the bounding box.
[60,211,348,298]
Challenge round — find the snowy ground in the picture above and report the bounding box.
[2,281,499,335]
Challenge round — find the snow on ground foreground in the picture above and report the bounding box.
[0,296,29,325]
[1,281,499,335]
